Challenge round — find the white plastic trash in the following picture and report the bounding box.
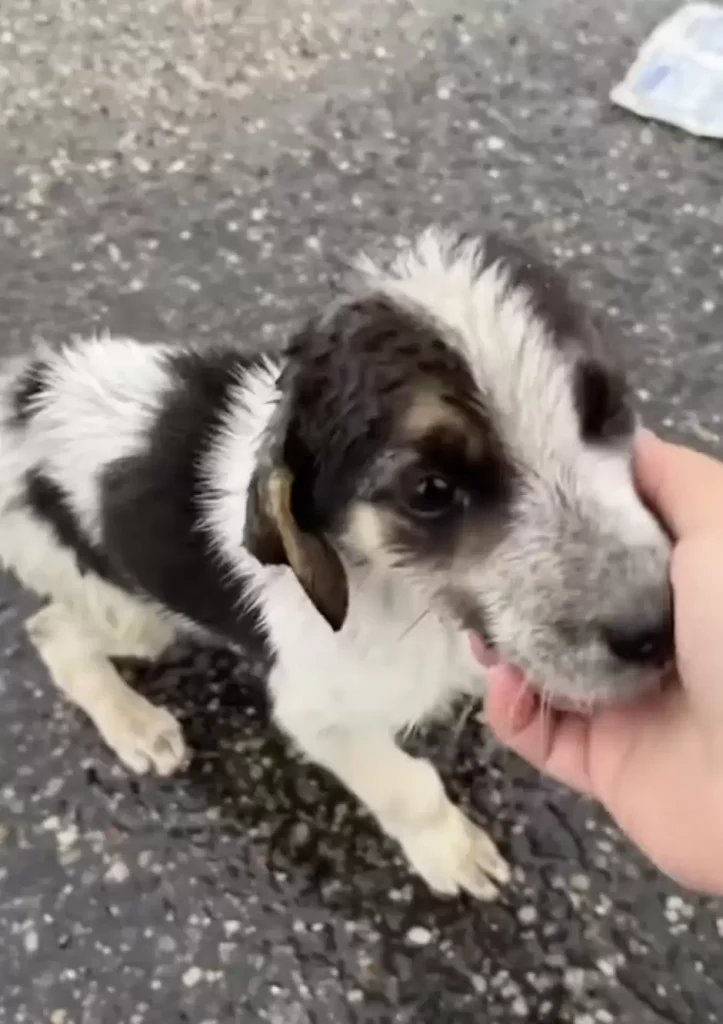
[610,2,723,138]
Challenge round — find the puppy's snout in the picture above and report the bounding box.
[601,606,673,668]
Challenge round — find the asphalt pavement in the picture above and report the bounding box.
[1,1,722,1022]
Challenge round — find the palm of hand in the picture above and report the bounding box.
[487,671,723,895]
[587,690,723,894]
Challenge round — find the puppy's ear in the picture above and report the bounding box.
[244,466,349,632]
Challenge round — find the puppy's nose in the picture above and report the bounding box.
[602,611,674,667]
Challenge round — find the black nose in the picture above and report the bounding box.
[602,614,674,667]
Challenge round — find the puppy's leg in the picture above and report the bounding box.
[276,704,509,899]
[27,603,188,776]
[89,606,178,663]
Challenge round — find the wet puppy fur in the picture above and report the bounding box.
[0,228,672,899]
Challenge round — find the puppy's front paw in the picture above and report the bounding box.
[99,695,189,777]
[399,805,510,900]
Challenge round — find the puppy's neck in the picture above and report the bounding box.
[201,356,284,571]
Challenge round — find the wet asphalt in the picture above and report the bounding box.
[1,1,722,1022]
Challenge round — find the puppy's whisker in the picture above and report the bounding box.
[509,676,534,731]
[401,718,422,743]
[397,606,432,643]
[449,697,478,749]
[539,687,554,757]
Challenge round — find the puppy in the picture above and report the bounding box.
[0,229,672,899]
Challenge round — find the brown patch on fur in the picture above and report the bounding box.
[399,386,487,463]
[344,501,392,563]
[245,468,349,631]
[401,390,468,440]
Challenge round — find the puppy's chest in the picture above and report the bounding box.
[265,571,483,730]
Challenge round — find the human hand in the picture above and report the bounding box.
[479,430,723,895]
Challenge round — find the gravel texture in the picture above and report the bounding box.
[0,1,722,1022]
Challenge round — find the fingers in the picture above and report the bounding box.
[484,666,594,796]
[671,534,723,719]
[635,430,723,538]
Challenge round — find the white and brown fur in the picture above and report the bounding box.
[0,229,672,899]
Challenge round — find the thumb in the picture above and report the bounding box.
[671,534,723,719]
[635,431,723,538]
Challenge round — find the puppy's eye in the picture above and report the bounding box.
[406,474,460,519]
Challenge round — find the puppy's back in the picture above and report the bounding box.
[0,338,175,514]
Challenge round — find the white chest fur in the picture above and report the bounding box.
[255,560,508,903]
[256,561,485,737]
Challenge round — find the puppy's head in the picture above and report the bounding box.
[246,229,672,709]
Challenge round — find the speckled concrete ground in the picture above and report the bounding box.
[0,1,722,1022]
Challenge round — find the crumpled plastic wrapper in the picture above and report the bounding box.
[611,2,723,138]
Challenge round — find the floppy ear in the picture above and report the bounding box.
[244,466,349,632]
